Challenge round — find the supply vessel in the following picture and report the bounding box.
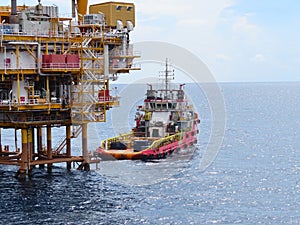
[97,60,200,160]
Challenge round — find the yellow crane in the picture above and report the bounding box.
[72,0,88,22]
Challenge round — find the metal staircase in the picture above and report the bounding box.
[70,36,118,124]
[54,125,82,154]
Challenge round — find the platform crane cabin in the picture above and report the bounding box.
[0,0,139,177]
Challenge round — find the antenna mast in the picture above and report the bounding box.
[159,58,174,98]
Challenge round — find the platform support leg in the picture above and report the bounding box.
[82,123,88,161]
[18,129,28,178]
[0,128,2,153]
[81,123,90,171]
[47,126,52,173]
[66,125,71,170]
[31,127,35,159]
[28,128,33,161]
[37,127,44,169]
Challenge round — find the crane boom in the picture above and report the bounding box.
[77,0,88,21]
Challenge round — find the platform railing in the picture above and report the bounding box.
[0,98,67,106]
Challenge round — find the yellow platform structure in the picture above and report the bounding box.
[0,1,139,177]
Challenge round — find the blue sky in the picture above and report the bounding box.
[13,0,300,82]
[131,0,300,82]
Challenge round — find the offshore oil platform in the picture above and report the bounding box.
[0,0,139,177]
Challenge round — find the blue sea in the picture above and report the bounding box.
[0,82,300,224]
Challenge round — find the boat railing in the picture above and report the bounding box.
[101,131,185,150]
[101,131,134,149]
[146,132,183,150]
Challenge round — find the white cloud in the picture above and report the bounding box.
[137,16,159,23]
[136,0,234,28]
[177,19,207,27]
[131,25,162,42]
[134,0,237,82]
[216,53,232,62]
[137,0,193,17]
[232,14,260,44]
[251,54,266,62]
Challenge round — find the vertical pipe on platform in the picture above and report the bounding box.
[19,129,28,177]
[45,42,48,55]
[71,0,76,18]
[47,126,52,173]
[104,44,109,79]
[16,45,19,67]
[17,73,20,107]
[66,125,71,170]
[11,0,17,15]
[46,76,50,103]
[82,123,89,162]
[54,42,56,54]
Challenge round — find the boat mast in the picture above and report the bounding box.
[159,58,174,99]
[165,58,168,93]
